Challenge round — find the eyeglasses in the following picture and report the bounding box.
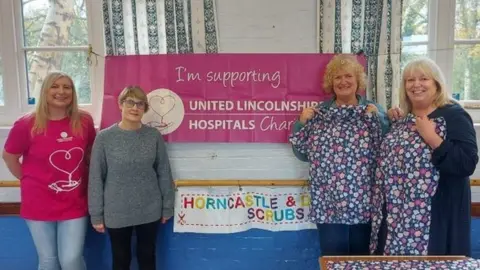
[123,99,146,109]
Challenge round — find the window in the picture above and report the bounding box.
[0,1,4,107]
[0,0,104,126]
[452,0,480,102]
[21,0,91,105]
[401,0,429,69]
[401,0,480,113]
[0,48,3,107]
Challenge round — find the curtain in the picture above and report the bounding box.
[317,0,403,109]
[103,0,219,55]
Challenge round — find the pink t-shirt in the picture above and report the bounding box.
[4,113,96,221]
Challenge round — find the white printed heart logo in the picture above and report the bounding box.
[149,95,176,118]
[48,147,85,193]
[49,147,85,176]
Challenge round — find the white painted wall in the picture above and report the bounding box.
[215,0,317,53]
[1,0,480,202]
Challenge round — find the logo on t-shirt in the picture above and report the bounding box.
[57,131,73,143]
[48,147,84,193]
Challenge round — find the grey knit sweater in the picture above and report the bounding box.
[88,124,174,228]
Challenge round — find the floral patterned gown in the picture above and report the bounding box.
[326,258,480,270]
[289,105,382,225]
[369,113,448,255]
[371,104,478,256]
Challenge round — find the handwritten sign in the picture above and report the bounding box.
[173,187,316,233]
[102,54,366,142]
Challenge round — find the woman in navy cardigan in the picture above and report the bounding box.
[371,57,478,256]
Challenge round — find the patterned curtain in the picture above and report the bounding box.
[103,0,219,55]
[317,0,403,109]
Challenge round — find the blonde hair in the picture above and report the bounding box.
[399,57,452,113]
[32,71,85,136]
[118,86,150,112]
[323,54,367,94]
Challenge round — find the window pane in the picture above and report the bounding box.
[401,45,428,69]
[453,44,480,100]
[0,57,4,106]
[455,0,480,40]
[402,0,429,42]
[26,51,91,104]
[22,0,88,47]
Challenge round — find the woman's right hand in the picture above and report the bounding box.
[93,223,105,233]
[299,106,318,124]
[387,107,405,121]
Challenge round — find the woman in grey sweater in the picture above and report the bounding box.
[88,86,174,270]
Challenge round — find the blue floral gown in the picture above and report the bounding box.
[289,105,382,225]
[370,114,447,255]
[371,103,478,256]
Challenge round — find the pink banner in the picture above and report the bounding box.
[102,54,366,142]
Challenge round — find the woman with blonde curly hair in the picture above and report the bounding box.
[371,57,478,256]
[289,54,389,256]
[2,71,96,270]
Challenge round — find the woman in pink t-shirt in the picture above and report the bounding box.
[2,72,96,270]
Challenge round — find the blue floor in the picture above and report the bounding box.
[0,216,479,270]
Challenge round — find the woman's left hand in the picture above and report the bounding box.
[415,116,443,149]
[161,217,171,224]
[366,104,378,114]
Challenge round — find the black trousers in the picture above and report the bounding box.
[316,223,371,256]
[107,220,159,270]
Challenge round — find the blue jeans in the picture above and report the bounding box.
[25,216,88,270]
[317,223,371,256]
